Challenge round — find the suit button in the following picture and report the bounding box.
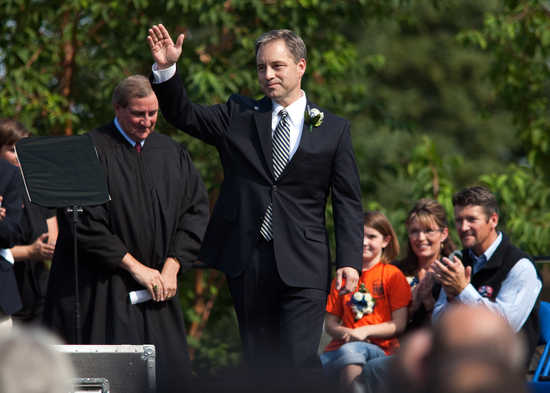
[272,185,277,192]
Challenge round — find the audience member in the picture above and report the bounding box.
[0,326,75,393]
[386,304,527,393]
[0,119,57,324]
[394,198,456,330]
[0,158,24,329]
[433,185,541,361]
[322,211,411,391]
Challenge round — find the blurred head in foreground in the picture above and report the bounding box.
[388,304,526,393]
[0,326,75,393]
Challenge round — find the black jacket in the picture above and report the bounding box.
[152,72,364,290]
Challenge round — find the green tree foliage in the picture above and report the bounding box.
[353,0,519,209]
[459,0,550,176]
[481,165,550,255]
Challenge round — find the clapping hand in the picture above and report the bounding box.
[414,271,436,310]
[416,271,435,299]
[147,24,185,69]
[434,256,471,298]
[29,233,55,260]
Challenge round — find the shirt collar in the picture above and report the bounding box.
[271,91,307,128]
[114,117,144,148]
[477,231,502,261]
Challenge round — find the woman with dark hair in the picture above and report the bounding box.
[0,119,57,324]
[393,198,456,331]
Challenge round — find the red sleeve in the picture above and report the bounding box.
[386,266,412,311]
[325,278,344,317]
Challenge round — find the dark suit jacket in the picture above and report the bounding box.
[0,159,24,315]
[152,72,363,290]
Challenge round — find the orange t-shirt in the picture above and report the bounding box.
[325,262,412,355]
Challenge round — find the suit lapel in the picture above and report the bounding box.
[278,100,318,178]
[254,97,274,178]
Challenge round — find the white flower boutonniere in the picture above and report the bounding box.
[304,105,324,132]
[348,283,376,320]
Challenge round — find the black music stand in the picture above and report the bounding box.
[16,135,110,344]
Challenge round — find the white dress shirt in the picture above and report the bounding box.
[271,95,306,159]
[432,232,542,332]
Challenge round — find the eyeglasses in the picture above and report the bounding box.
[407,228,443,238]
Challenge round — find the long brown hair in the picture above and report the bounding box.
[395,198,456,276]
[364,211,399,263]
[0,118,30,148]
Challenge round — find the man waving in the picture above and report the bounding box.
[148,25,363,369]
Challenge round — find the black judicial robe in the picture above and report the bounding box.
[43,123,209,393]
[13,196,53,323]
[0,159,24,316]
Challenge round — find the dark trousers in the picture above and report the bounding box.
[227,239,327,369]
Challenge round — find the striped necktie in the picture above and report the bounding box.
[259,109,290,241]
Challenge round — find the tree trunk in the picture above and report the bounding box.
[59,10,78,136]
[187,269,225,359]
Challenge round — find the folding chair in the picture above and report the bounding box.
[533,301,550,382]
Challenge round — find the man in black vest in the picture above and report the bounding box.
[433,186,541,359]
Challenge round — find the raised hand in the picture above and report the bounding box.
[147,24,185,69]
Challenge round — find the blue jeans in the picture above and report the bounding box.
[320,341,386,373]
[361,355,393,393]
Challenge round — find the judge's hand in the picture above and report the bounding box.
[161,257,180,300]
[433,256,471,298]
[122,253,165,302]
[0,196,5,220]
[335,266,359,294]
[147,24,185,70]
[29,233,55,260]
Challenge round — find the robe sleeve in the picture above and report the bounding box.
[75,202,128,271]
[167,146,209,271]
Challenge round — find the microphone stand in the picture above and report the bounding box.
[67,205,83,345]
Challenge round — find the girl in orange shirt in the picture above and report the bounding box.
[321,211,411,390]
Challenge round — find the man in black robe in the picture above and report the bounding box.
[43,75,209,393]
